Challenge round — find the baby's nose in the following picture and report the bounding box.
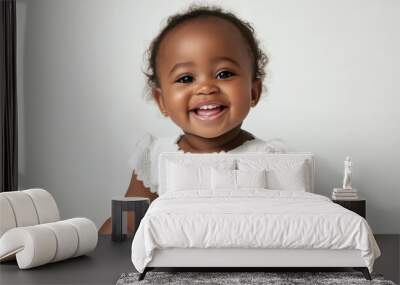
[195,83,220,96]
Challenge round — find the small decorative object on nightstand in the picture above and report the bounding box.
[332,199,366,219]
[332,156,359,200]
[112,197,150,242]
[342,156,353,190]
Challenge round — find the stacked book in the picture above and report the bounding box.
[332,188,358,200]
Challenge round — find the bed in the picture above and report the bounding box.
[130,153,381,281]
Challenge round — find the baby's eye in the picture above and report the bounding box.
[176,75,194,84]
[216,70,235,79]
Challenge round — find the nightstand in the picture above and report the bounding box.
[332,199,366,219]
[111,197,150,242]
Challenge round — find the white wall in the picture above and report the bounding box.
[16,0,400,233]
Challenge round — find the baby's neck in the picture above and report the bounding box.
[178,127,254,153]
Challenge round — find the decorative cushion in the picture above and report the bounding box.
[236,169,267,189]
[211,168,236,190]
[211,168,268,190]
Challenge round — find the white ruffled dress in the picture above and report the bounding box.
[128,132,287,194]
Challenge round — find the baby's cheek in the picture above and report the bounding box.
[165,96,189,115]
[230,94,251,111]
[171,109,192,128]
[232,105,251,121]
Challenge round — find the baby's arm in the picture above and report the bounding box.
[124,171,159,201]
[98,171,158,235]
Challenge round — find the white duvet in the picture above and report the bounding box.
[131,190,380,273]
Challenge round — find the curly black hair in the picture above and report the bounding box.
[143,4,269,100]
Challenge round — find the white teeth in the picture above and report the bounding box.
[198,104,221,110]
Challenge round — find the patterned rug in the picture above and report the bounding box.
[116,271,396,285]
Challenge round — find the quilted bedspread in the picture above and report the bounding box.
[131,190,380,273]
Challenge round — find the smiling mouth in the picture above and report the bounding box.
[189,104,227,121]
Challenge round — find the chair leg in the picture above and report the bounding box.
[354,267,372,280]
[138,268,148,281]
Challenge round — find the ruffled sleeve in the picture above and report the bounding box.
[127,133,158,193]
[262,138,288,153]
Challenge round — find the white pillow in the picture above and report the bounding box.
[267,161,307,191]
[238,159,309,191]
[166,159,236,192]
[166,162,210,191]
[236,169,267,188]
[211,168,236,190]
[211,168,267,190]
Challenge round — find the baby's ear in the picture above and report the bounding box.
[250,79,262,107]
[152,88,168,117]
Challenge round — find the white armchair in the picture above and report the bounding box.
[0,188,97,269]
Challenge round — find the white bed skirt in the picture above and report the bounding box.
[148,248,366,268]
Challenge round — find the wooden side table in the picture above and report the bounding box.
[332,199,366,219]
[112,197,150,242]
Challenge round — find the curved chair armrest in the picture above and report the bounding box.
[0,217,98,269]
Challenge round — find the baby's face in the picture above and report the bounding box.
[153,17,261,138]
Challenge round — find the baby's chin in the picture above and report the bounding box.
[183,125,241,140]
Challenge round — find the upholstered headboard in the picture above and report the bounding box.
[158,153,314,195]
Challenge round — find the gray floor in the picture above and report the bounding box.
[0,235,398,285]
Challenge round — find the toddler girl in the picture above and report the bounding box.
[99,5,286,234]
